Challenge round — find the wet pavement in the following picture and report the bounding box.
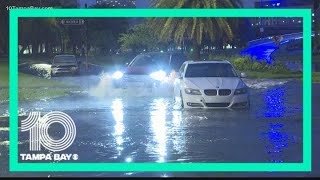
[0,73,317,177]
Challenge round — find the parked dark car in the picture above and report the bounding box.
[51,55,80,76]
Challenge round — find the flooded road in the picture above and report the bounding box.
[0,74,311,177]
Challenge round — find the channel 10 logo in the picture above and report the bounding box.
[21,111,76,152]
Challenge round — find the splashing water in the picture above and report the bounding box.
[0,108,29,117]
[88,71,290,100]
[30,64,52,79]
[244,79,289,90]
[88,73,114,98]
[88,72,176,99]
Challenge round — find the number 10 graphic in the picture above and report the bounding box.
[21,111,76,152]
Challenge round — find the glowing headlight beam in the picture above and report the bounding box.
[150,70,167,81]
[112,71,123,79]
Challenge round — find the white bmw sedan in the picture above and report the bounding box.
[174,60,250,109]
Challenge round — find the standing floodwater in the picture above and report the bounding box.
[0,74,303,177]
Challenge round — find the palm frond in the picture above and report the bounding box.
[150,0,242,47]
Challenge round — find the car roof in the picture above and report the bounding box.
[185,60,231,64]
[54,55,76,58]
[141,52,185,56]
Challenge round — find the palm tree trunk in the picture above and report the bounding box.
[39,43,43,54]
[32,41,38,56]
[73,44,77,55]
[19,44,27,55]
[60,35,64,53]
[192,39,201,61]
[27,45,31,54]
[46,42,53,56]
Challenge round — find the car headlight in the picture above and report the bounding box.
[185,88,202,95]
[234,88,248,95]
[150,70,167,81]
[112,71,123,79]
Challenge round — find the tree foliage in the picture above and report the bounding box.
[119,23,167,53]
[149,0,242,60]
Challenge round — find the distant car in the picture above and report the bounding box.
[174,60,250,109]
[51,55,80,76]
[111,52,187,88]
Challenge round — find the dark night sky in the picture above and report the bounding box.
[78,0,282,9]
[79,0,96,8]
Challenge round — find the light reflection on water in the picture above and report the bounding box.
[263,87,286,118]
[149,98,168,163]
[261,123,288,163]
[1,79,302,165]
[0,75,306,177]
[258,86,301,163]
[111,98,125,156]
[171,109,186,156]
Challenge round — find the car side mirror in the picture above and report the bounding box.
[125,62,129,67]
[178,73,183,79]
[240,72,247,78]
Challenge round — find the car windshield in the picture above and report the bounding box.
[130,54,170,67]
[53,56,76,63]
[185,63,238,78]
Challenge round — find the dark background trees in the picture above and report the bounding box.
[0,0,61,55]
[2,0,129,57]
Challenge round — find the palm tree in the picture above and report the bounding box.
[149,0,242,60]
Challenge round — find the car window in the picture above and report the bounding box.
[53,56,76,63]
[129,54,170,67]
[170,53,187,71]
[179,63,187,76]
[185,63,238,78]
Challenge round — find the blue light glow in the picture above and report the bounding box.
[260,123,289,163]
[255,81,302,164]
[240,45,278,64]
[263,87,286,118]
[240,32,305,64]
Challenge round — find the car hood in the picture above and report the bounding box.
[52,62,77,66]
[125,66,170,75]
[184,77,243,90]
[125,66,153,75]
